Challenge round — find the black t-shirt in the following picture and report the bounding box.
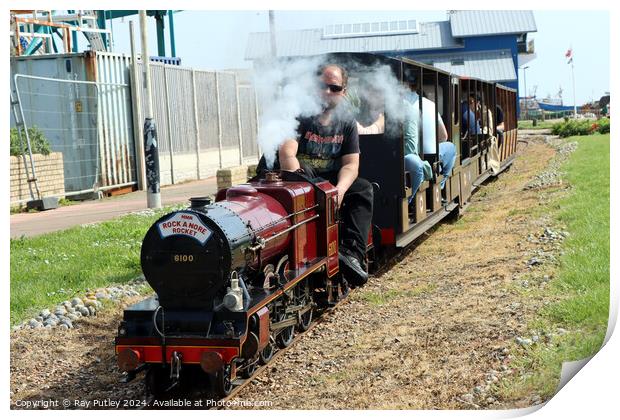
[295,112,359,177]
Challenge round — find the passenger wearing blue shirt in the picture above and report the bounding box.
[461,94,481,136]
[403,78,457,204]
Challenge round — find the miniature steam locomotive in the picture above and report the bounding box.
[115,171,348,396]
[115,52,519,398]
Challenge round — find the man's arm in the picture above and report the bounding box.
[357,113,385,135]
[278,139,300,171]
[336,153,359,207]
[437,113,448,142]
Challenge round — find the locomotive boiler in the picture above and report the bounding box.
[115,172,347,396]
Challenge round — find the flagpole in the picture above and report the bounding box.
[571,62,577,117]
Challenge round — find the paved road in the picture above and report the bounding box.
[10,177,218,239]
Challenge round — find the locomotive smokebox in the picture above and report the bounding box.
[140,206,252,309]
[140,185,294,309]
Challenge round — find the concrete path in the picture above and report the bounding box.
[518,128,552,135]
[10,177,218,239]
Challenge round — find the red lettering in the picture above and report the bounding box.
[304,131,344,144]
[172,227,197,236]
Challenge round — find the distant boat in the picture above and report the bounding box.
[536,101,579,112]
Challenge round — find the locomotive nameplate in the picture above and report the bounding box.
[157,211,212,245]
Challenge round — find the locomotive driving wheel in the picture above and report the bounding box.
[275,308,295,348]
[259,335,276,364]
[240,357,259,378]
[213,364,233,397]
[275,257,295,348]
[296,279,313,332]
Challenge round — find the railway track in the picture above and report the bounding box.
[139,211,446,410]
[212,235,431,407]
[137,289,348,410]
[216,298,346,407]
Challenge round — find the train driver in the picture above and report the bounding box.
[278,63,374,287]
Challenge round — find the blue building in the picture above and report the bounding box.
[245,10,537,101]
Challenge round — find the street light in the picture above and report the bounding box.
[522,66,529,119]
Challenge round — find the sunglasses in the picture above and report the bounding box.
[321,83,344,93]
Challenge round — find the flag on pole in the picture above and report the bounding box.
[565,48,573,64]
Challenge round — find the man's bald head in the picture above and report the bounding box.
[317,63,348,111]
[318,64,348,88]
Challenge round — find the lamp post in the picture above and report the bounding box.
[522,65,529,120]
[140,10,161,209]
[269,10,277,58]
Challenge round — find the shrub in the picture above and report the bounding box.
[596,118,610,134]
[551,119,595,138]
[10,126,51,156]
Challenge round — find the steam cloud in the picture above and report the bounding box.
[253,56,412,168]
[253,56,325,169]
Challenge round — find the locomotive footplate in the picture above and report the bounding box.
[115,258,330,383]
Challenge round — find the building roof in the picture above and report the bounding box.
[448,10,537,37]
[245,21,462,60]
[412,50,517,82]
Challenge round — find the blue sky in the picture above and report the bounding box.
[91,10,609,106]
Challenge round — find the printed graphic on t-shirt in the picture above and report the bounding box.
[295,114,359,175]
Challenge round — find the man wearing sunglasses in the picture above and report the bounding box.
[278,64,373,287]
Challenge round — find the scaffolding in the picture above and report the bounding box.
[10,10,111,56]
[10,10,180,58]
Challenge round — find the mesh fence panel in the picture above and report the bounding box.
[217,73,241,150]
[15,75,101,195]
[239,85,259,160]
[194,71,219,150]
[135,65,259,181]
[14,63,260,196]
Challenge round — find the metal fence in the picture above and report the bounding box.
[13,74,137,200]
[133,62,260,186]
[10,53,261,204]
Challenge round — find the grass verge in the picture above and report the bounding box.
[518,120,559,130]
[10,206,182,326]
[499,133,610,401]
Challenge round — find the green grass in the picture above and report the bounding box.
[10,206,181,325]
[500,133,610,401]
[518,120,558,130]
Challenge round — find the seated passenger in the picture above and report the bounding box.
[357,113,384,135]
[495,104,505,144]
[347,83,385,135]
[481,102,494,135]
[403,77,456,202]
[461,94,482,136]
[482,102,501,174]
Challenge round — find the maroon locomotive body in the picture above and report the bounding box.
[115,171,348,396]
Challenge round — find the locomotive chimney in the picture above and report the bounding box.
[189,196,212,210]
[264,172,282,182]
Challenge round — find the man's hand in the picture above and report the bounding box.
[336,184,347,209]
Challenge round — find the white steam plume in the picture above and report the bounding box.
[254,56,326,169]
[253,56,413,168]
